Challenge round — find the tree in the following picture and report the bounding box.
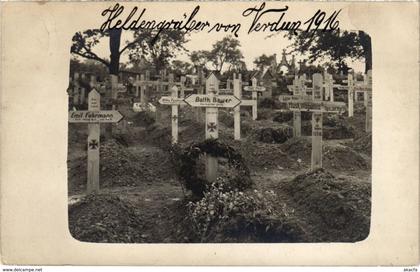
[71,29,125,76]
[285,30,372,73]
[207,36,244,72]
[171,60,193,76]
[253,54,276,71]
[190,50,210,67]
[127,29,189,73]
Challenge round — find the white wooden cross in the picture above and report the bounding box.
[350,70,372,132]
[283,76,313,137]
[243,77,265,120]
[232,74,263,140]
[158,86,187,144]
[68,89,124,194]
[183,73,241,182]
[282,73,346,170]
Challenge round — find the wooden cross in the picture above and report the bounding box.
[232,73,261,140]
[243,77,265,120]
[158,86,186,144]
[349,70,372,132]
[68,89,124,194]
[284,76,313,137]
[183,73,241,182]
[282,73,346,170]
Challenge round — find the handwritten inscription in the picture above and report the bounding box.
[99,2,341,40]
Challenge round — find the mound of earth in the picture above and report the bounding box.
[132,111,156,127]
[273,112,293,123]
[349,132,372,155]
[219,110,234,128]
[280,138,370,171]
[323,144,370,170]
[100,139,151,187]
[68,194,144,243]
[281,169,371,242]
[255,126,293,144]
[302,115,355,140]
[280,137,312,165]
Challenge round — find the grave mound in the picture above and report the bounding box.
[171,139,252,198]
[100,139,142,186]
[273,112,293,123]
[281,169,371,242]
[219,110,234,128]
[349,132,372,155]
[132,111,156,127]
[323,144,370,170]
[186,184,306,242]
[256,126,293,144]
[280,137,312,163]
[69,194,144,243]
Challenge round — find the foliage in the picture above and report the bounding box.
[187,183,304,242]
[190,36,244,72]
[171,60,194,76]
[286,30,372,73]
[128,29,189,72]
[208,36,244,72]
[253,54,276,71]
[190,50,211,67]
[170,139,252,198]
[71,28,189,75]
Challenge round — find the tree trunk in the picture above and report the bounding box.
[359,31,372,73]
[105,29,122,139]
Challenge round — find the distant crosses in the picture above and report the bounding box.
[72,72,80,106]
[68,89,124,194]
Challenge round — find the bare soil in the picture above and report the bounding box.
[68,100,371,243]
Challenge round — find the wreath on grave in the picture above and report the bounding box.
[171,139,252,198]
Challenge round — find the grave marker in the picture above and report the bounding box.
[158,86,187,144]
[205,74,219,183]
[243,77,265,120]
[68,89,124,194]
[282,73,347,170]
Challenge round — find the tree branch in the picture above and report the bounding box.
[71,49,110,68]
[119,37,143,55]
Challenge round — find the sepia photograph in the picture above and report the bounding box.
[1,1,418,266]
[67,3,372,243]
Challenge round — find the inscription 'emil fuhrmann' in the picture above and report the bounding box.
[100,2,341,41]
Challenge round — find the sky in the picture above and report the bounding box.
[84,30,365,73]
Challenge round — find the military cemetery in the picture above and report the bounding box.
[67,28,372,244]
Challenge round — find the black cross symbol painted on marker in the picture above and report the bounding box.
[89,139,99,150]
[207,122,217,132]
[172,115,178,122]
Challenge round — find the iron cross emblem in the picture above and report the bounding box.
[172,115,178,122]
[207,122,217,132]
[89,139,99,150]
